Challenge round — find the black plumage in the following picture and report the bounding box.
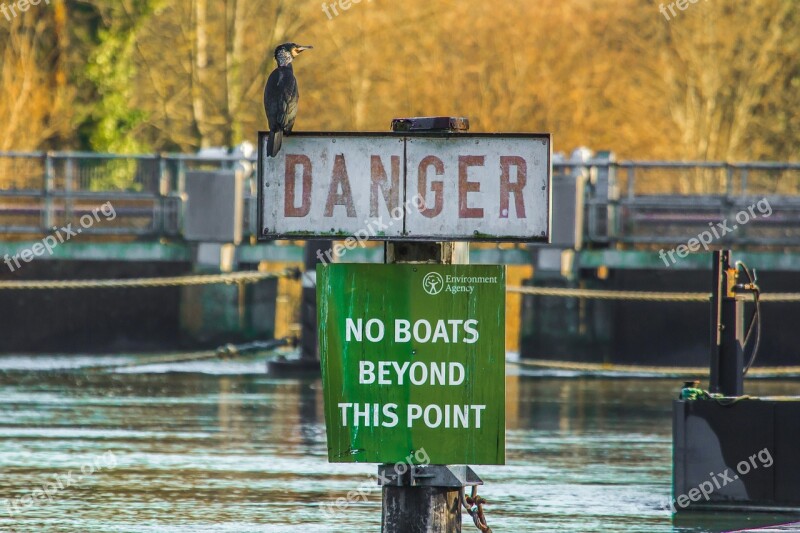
[264,43,313,157]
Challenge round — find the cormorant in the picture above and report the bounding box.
[264,42,313,157]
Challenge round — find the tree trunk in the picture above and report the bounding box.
[190,0,209,148]
[224,0,245,147]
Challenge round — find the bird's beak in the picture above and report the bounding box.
[296,45,313,52]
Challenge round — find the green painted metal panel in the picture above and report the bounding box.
[317,264,506,465]
[0,240,534,265]
[0,241,191,262]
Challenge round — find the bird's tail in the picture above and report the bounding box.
[267,130,283,157]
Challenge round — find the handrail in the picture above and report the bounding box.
[0,151,797,167]
[2,151,800,245]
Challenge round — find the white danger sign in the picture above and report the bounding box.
[258,132,551,241]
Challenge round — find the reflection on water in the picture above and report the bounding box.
[0,358,798,532]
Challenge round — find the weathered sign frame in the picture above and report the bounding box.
[257,131,552,243]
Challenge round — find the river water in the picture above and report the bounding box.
[1,355,798,532]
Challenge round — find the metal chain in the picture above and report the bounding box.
[461,486,492,533]
[0,268,300,290]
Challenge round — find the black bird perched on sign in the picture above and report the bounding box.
[264,42,313,157]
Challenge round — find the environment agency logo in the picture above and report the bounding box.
[422,272,444,295]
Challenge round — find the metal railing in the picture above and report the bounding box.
[554,159,800,249]
[0,151,256,239]
[1,152,800,248]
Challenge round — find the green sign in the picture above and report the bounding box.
[317,264,506,465]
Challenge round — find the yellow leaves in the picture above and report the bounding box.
[0,0,796,173]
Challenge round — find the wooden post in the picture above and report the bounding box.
[268,239,332,376]
[382,240,469,532]
[299,240,332,362]
[381,117,474,533]
[382,486,462,532]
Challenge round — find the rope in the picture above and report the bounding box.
[0,268,299,290]
[81,337,294,373]
[507,285,709,302]
[512,358,800,377]
[759,293,800,302]
[1,268,798,303]
[113,337,292,369]
[508,286,800,303]
[512,358,706,375]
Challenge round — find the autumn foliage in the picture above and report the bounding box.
[0,0,797,163]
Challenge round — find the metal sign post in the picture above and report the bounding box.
[709,250,744,396]
[708,250,760,396]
